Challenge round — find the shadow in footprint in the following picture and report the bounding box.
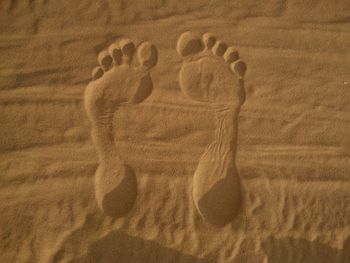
[100,165,137,218]
[71,230,209,263]
[262,236,350,263]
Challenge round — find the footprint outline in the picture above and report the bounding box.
[177,31,246,226]
[84,36,158,218]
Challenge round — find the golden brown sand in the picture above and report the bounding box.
[1,0,350,262]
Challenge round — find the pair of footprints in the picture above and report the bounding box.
[84,31,246,226]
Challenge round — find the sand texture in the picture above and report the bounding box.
[1,0,350,262]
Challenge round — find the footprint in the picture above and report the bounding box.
[177,31,246,226]
[84,37,158,217]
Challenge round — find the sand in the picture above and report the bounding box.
[1,0,350,262]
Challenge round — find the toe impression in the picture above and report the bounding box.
[203,32,217,49]
[119,38,136,63]
[224,47,239,64]
[137,41,158,69]
[92,66,104,80]
[230,59,247,78]
[108,43,123,65]
[177,31,204,57]
[212,40,228,56]
[98,50,113,71]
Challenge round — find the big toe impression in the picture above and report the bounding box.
[177,31,204,57]
[137,41,158,69]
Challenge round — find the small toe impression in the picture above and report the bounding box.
[92,66,104,80]
[230,59,247,78]
[119,38,136,61]
[202,32,216,49]
[98,50,113,71]
[108,43,123,65]
[224,47,239,64]
[212,40,228,56]
[177,31,204,57]
[137,41,158,69]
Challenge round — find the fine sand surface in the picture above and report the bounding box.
[1,1,350,262]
